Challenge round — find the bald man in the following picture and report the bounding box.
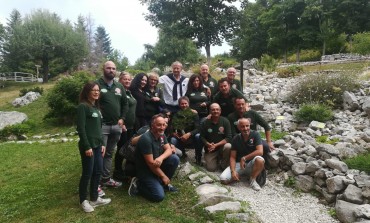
[226,67,242,92]
[96,61,128,188]
[200,64,218,98]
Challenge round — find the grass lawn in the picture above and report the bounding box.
[302,61,370,73]
[0,141,224,223]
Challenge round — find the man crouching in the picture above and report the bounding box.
[220,118,265,191]
[128,114,179,201]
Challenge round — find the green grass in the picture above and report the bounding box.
[0,141,227,223]
[344,152,370,174]
[302,61,370,73]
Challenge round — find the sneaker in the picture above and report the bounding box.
[98,185,105,197]
[128,177,138,196]
[81,200,94,213]
[250,179,261,191]
[101,178,122,188]
[164,184,178,192]
[89,197,111,207]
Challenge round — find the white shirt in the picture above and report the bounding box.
[159,74,189,106]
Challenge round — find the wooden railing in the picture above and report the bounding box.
[0,72,41,82]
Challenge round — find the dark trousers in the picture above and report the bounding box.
[114,129,135,176]
[79,146,103,203]
[137,154,180,202]
[170,133,203,158]
[262,140,271,168]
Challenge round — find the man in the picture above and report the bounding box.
[128,114,180,202]
[159,61,189,113]
[200,64,218,98]
[226,67,242,92]
[96,61,128,188]
[213,78,247,117]
[220,118,265,191]
[200,103,232,172]
[170,96,203,164]
[228,97,275,151]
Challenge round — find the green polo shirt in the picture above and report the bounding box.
[227,110,271,137]
[230,79,242,92]
[202,74,218,97]
[213,88,247,117]
[200,116,232,148]
[186,89,210,117]
[96,77,128,124]
[135,131,168,178]
[76,103,104,151]
[231,131,262,162]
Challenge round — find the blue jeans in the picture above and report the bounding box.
[137,154,180,202]
[170,133,203,158]
[79,146,103,203]
[102,124,122,180]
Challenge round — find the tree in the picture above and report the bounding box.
[109,49,129,71]
[3,9,88,82]
[141,31,201,69]
[94,26,113,61]
[140,0,239,65]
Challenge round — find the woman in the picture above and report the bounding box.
[76,81,111,213]
[185,74,210,119]
[144,72,164,124]
[113,72,137,181]
[129,73,148,130]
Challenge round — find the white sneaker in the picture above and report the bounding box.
[250,179,261,191]
[89,197,111,207]
[81,200,94,213]
[98,186,105,197]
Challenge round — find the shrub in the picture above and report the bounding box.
[19,86,44,97]
[287,50,321,62]
[125,69,147,76]
[344,152,370,174]
[0,120,36,140]
[257,54,277,72]
[277,65,303,78]
[289,71,360,107]
[352,32,370,55]
[45,71,95,124]
[294,103,333,123]
[315,135,339,145]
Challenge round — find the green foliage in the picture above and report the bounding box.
[295,103,333,123]
[211,53,238,68]
[277,65,303,78]
[328,208,337,218]
[19,86,44,96]
[287,50,321,63]
[270,130,288,141]
[289,72,360,107]
[315,135,339,145]
[352,32,370,55]
[45,71,94,124]
[257,54,277,72]
[284,176,296,188]
[171,108,197,133]
[344,152,370,174]
[0,120,36,140]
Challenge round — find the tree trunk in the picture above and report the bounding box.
[42,56,49,83]
[205,43,211,66]
[322,40,326,56]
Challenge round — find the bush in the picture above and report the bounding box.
[315,135,339,145]
[294,103,333,123]
[344,152,370,174]
[257,54,277,72]
[287,50,321,63]
[289,71,360,107]
[352,32,370,55]
[45,71,95,124]
[0,120,36,140]
[277,65,303,78]
[19,86,44,97]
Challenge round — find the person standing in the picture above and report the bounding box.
[186,74,211,119]
[200,64,218,98]
[159,61,189,113]
[144,72,164,123]
[96,61,128,188]
[129,73,149,130]
[77,81,111,213]
[226,67,242,92]
[113,72,137,181]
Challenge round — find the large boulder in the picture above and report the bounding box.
[12,91,41,107]
[0,111,28,130]
[343,91,360,111]
[362,96,370,117]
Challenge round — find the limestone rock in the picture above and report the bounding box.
[0,111,28,130]
[292,162,306,175]
[343,184,364,204]
[226,213,250,222]
[326,176,346,193]
[343,91,360,111]
[196,184,228,197]
[205,201,242,214]
[12,91,41,107]
[362,96,370,117]
[336,200,360,223]
[295,175,314,192]
[325,159,348,173]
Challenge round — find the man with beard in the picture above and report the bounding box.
[96,61,128,188]
[128,114,180,202]
[220,118,265,191]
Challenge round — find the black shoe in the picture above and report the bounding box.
[164,184,178,192]
[195,156,202,166]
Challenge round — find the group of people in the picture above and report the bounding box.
[76,60,275,212]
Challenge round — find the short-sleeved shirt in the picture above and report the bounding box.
[231,131,262,162]
[200,116,232,150]
[230,79,242,92]
[227,110,271,137]
[135,131,168,178]
[213,88,247,117]
[159,73,189,106]
[96,77,128,124]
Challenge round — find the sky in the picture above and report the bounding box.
[0,0,231,64]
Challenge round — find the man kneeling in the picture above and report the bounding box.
[129,114,179,202]
[220,118,265,191]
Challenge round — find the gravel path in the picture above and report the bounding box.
[219,172,339,223]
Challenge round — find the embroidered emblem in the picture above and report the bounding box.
[101,89,107,93]
[92,112,98,118]
[219,127,224,133]
[207,128,213,133]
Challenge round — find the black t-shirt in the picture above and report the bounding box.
[231,131,262,162]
